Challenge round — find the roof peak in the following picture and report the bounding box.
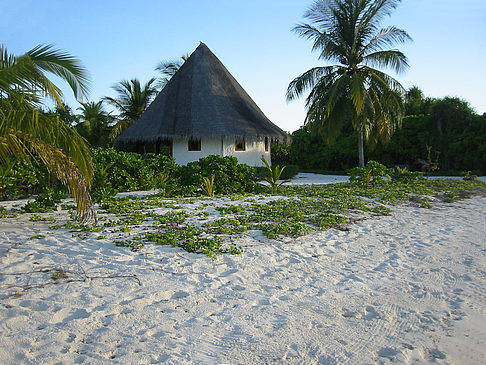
[114,42,289,146]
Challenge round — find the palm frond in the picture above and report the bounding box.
[27,44,90,102]
[363,50,409,74]
[286,66,334,101]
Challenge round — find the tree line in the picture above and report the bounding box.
[279,87,486,175]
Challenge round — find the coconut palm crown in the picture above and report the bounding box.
[287,0,412,167]
[104,78,157,140]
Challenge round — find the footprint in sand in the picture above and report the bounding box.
[377,347,400,359]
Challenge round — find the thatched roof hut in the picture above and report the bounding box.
[115,42,288,166]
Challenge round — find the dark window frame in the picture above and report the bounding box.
[264,137,269,152]
[235,137,246,151]
[188,138,201,151]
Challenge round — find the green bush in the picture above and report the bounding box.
[91,148,179,195]
[347,161,394,185]
[0,157,49,200]
[279,164,299,180]
[391,167,425,183]
[271,144,292,165]
[177,155,258,194]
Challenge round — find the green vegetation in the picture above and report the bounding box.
[0,44,95,221]
[177,155,259,195]
[348,161,393,185]
[261,157,290,193]
[104,78,158,141]
[22,188,65,213]
[4,176,485,259]
[29,214,56,222]
[286,91,486,175]
[202,175,215,197]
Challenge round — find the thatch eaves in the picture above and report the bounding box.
[114,42,289,147]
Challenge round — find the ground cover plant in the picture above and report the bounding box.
[9,177,484,259]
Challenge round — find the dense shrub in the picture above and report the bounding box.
[177,155,258,194]
[271,144,291,165]
[288,94,486,175]
[279,164,299,180]
[91,148,179,194]
[347,161,393,185]
[0,157,49,200]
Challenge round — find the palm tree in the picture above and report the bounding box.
[76,101,113,147]
[287,0,411,167]
[154,54,189,90]
[104,78,157,140]
[0,44,95,221]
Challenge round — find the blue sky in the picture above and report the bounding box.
[3,0,485,132]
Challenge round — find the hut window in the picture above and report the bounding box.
[188,138,201,151]
[264,137,269,152]
[235,137,246,151]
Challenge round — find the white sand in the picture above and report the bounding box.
[1,185,485,364]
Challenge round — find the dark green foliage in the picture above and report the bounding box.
[145,225,225,259]
[279,165,299,180]
[91,148,179,195]
[287,92,486,175]
[177,155,258,194]
[0,157,49,200]
[290,127,358,171]
[270,143,291,165]
[0,206,10,218]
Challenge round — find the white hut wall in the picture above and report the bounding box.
[222,136,270,167]
[173,137,222,165]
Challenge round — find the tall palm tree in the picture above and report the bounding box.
[76,100,113,147]
[104,78,157,140]
[154,54,189,90]
[287,0,411,167]
[0,44,95,221]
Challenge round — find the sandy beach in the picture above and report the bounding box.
[0,177,485,364]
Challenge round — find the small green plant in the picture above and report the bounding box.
[114,239,144,251]
[228,246,243,255]
[29,214,55,222]
[391,167,424,183]
[462,171,478,181]
[409,195,432,208]
[215,205,247,215]
[0,206,16,218]
[261,157,290,193]
[202,175,215,197]
[30,234,45,239]
[155,172,171,191]
[51,269,67,281]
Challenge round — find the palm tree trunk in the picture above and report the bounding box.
[358,131,365,167]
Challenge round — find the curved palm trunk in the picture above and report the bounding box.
[358,130,365,168]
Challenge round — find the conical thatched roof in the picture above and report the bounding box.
[114,42,288,147]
